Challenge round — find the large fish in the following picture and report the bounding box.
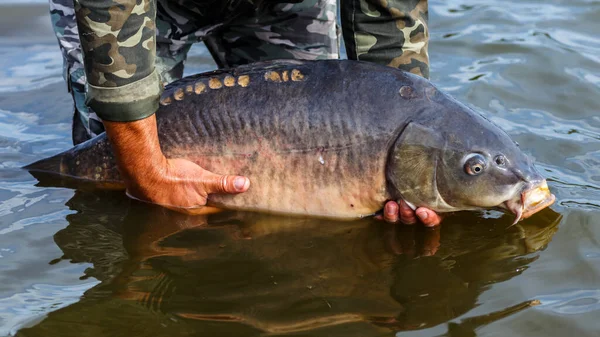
[25,60,555,222]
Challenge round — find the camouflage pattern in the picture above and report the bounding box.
[49,0,105,144]
[49,0,429,144]
[73,0,157,88]
[340,0,430,78]
[155,0,339,70]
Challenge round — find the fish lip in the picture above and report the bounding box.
[521,184,556,219]
[504,180,556,225]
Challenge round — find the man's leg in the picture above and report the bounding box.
[49,0,105,145]
[340,0,429,78]
[206,0,339,67]
[155,0,217,84]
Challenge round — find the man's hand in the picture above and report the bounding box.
[376,200,442,227]
[104,114,249,215]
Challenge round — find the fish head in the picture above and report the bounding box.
[436,124,556,224]
[388,110,555,224]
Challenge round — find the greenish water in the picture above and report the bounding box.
[0,1,599,336]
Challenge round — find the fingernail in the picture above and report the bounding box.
[417,211,428,220]
[234,177,246,191]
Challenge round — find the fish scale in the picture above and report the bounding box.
[167,62,397,217]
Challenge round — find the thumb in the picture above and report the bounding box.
[202,173,250,195]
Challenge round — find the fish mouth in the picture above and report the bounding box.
[504,180,556,225]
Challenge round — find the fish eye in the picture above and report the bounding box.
[464,153,487,176]
[495,155,506,166]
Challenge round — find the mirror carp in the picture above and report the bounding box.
[25,60,555,223]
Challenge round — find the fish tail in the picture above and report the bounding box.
[23,152,65,175]
[22,136,124,190]
[22,151,70,188]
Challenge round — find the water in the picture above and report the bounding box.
[0,0,598,336]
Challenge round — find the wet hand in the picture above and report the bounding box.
[126,156,250,215]
[103,114,249,215]
[376,200,442,226]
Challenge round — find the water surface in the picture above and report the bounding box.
[0,1,599,336]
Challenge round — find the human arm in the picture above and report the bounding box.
[104,115,249,214]
[73,0,248,212]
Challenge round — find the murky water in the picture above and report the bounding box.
[0,0,599,336]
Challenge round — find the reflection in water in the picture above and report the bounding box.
[536,289,600,315]
[16,191,562,337]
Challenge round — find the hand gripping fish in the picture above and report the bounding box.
[25,60,555,223]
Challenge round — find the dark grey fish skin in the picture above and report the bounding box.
[24,60,554,220]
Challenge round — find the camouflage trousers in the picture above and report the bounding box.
[340,0,429,78]
[49,0,429,145]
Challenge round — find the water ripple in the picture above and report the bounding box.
[0,281,99,336]
[484,103,600,143]
[536,289,600,314]
[0,209,74,235]
[0,0,46,4]
[565,67,600,88]
[551,29,600,57]
[448,56,522,84]
[432,1,575,21]
[0,45,63,93]
[0,109,67,144]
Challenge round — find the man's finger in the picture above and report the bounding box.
[398,200,417,225]
[383,201,399,223]
[164,205,224,216]
[203,174,250,195]
[415,207,442,227]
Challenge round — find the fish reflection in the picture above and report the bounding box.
[17,191,562,337]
